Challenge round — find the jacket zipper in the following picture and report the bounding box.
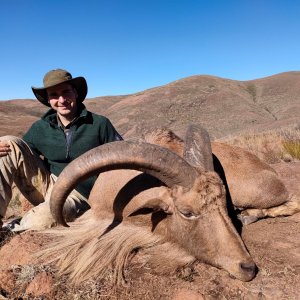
[64,128,74,160]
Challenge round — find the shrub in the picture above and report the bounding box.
[281,127,300,160]
[220,125,300,164]
[282,141,300,159]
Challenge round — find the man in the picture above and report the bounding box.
[0,69,122,230]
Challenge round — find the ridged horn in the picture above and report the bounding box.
[50,140,199,227]
[184,124,214,171]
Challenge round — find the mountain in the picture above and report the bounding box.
[1,71,299,139]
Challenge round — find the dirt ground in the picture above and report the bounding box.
[0,162,299,299]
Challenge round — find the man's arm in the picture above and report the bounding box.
[101,118,123,143]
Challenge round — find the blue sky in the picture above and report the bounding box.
[0,0,299,100]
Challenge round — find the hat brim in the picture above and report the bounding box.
[31,77,88,107]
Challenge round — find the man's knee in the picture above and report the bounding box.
[0,135,21,143]
[0,136,31,153]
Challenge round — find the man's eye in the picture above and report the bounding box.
[63,90,74,96]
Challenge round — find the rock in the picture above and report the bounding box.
[0,270,16,294]
[25,271,54,297]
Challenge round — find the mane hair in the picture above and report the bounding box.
[36,213,194,285]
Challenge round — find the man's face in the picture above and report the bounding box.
[47,83,78,120]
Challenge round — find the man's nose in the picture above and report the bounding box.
[58,96,67,103]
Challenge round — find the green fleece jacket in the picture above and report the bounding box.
[23,104,122,198]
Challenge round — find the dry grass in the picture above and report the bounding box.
[13,264,52,286]
[3,262,181,300]
[282,139,300,160]
[219,125,300,164]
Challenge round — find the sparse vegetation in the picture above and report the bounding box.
[14,264,52,285]
[281,128,300,160]
[246,83,257,101]
[282,141,300,160]
[220,125,300,164]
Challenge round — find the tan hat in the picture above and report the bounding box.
[32,69,88,107]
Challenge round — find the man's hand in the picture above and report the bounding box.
[0,142,11,157]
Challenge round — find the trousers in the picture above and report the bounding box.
[0,136,90,230]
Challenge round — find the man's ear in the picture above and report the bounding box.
[127,198,173,217]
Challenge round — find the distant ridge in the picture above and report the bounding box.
[1,71,299,138]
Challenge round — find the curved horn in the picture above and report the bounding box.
[50,141,199,227]
[184,124,214,171]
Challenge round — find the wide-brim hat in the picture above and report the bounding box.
[31,69,88,107]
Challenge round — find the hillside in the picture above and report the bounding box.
[0,71,299,139]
